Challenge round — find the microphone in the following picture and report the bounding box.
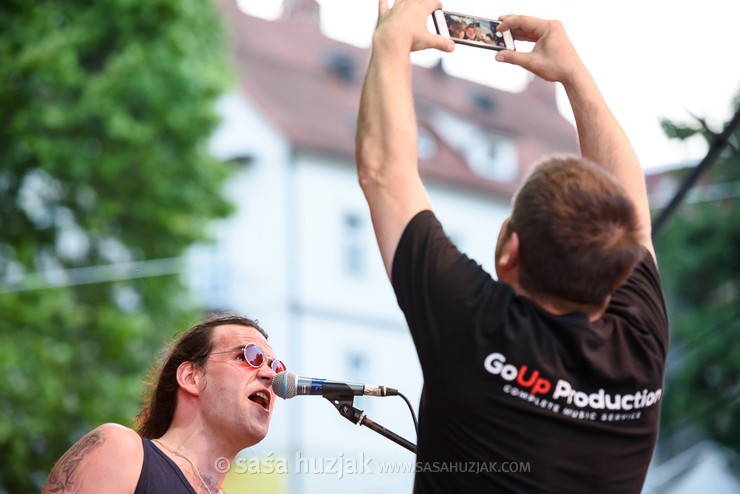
[272,371,398,399]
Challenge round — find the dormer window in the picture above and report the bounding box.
[326,52,354,82]
[465,133,518,182]
[426,108,518,183]
[471,92,495,112]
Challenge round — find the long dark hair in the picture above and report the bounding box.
[135,313,267,439]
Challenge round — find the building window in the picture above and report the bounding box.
[342,213,365,276]
[465,133,518,182]
[348,352,367,373]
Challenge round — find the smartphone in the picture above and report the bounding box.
[432,10,515,51]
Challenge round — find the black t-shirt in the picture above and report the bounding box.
[392,210,669,494]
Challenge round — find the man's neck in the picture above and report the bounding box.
[511,283,608,323]
[155,427,235,493]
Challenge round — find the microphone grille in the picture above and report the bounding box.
[272,371,298,399]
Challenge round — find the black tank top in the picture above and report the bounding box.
[134,437,197,494]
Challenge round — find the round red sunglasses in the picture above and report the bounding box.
[196,343,286,374]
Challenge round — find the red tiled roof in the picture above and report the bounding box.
[218,0,578,198]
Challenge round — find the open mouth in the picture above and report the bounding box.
[248,390,271,412]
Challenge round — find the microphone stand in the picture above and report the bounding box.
[324,394,417,454]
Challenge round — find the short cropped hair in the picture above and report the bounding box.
[135,313,266,439]
[510,155,643,306]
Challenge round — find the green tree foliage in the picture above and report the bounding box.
[655,95,740,451]
[0,1,235,490]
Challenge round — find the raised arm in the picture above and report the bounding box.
[355,0,454,279]
[495,16,655,261]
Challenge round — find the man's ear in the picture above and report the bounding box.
[495,231,521,283]
[499,231,520,266]
[176,361,206,396]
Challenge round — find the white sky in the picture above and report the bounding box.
[240,0,740,170]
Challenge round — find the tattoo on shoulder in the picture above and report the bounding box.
[45,430,105,493]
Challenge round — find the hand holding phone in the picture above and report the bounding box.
[432,10,515,51]
[494,15,582,84]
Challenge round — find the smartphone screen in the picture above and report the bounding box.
[443,12,508,49]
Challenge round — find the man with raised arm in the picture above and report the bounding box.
[355,1,668,492]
